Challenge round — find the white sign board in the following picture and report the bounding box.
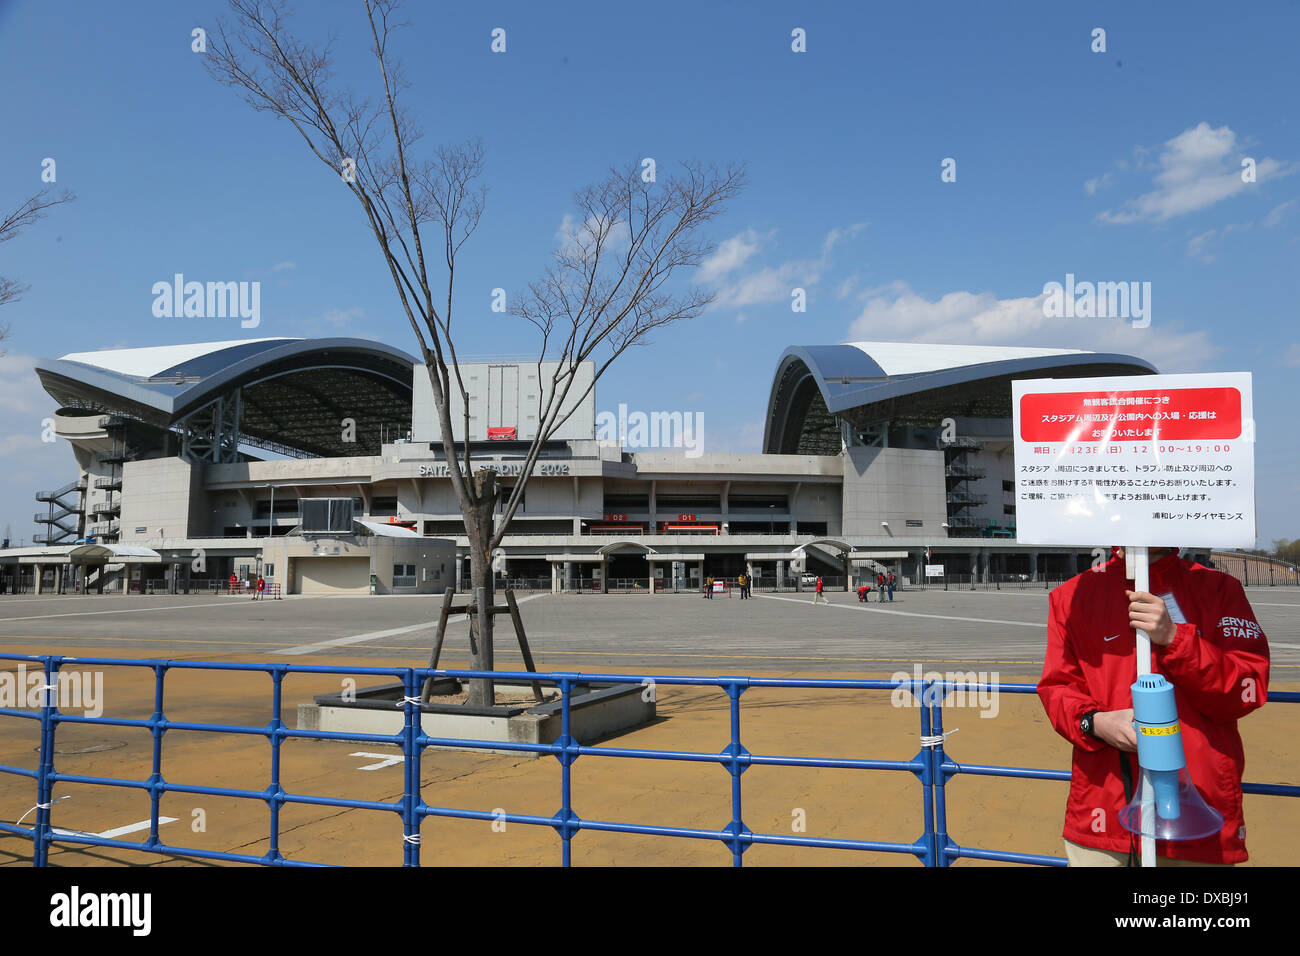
[1012,373,1254,547]
[925,564,945,578]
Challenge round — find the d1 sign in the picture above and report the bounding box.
[1011,372,1254,548]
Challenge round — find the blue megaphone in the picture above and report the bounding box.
[1118,673,1223,841]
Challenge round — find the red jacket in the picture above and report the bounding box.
[1037,551,1269,863]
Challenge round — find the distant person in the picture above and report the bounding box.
[229,572,238,594]
[737,573,747,600]
[253,575,266,600]
[704,575,714,599]
[888,572,896,602]
[856,583,869,602]
[812,575,828,606]
[877,572,887,602]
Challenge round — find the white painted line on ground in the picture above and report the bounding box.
[275,621,440,655]
[350,752,404,771]
[0,601,269,624]
[755,593,1044,628]
[1270,643,1300,650]
[1251,602,1300,608]
[53,816,179,840]
[274,592,547,655]
[96,817,180,839]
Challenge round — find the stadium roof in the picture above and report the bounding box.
[764,341,1157,455]
[36,337,417,458]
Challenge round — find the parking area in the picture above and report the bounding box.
[0,588,1295,866]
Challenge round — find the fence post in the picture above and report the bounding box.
[33,656,59,866]
[145,664,169,852]
[929,683,953,867]
[264,665,286,865]
[402,667,422,866]
[917,677,937,867]
[720,678,752,866]
[551,675,581,866]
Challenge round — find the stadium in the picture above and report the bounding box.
[0,337,1165,596]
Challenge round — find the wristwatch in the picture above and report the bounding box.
[1079,710,1100,738]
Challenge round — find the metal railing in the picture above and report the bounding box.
[0,654,1294,867]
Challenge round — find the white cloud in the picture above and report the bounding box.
[710,261,819,311]
[1282,344,1300,368]
[846,281,1217,372]
[271,261,297,272]
[707,420,765,454]
[555,212,631,257]
[1097,123,1293,223]
[821,222,867,256]
[698,229,768,283]
[1084,172,1114,196]
[1185,222,1251,262]
[0,353,71,543]
[1186,229,1218,263]
[703,224,861,313]
[1263,198,1299,228]
[0,353,55,416]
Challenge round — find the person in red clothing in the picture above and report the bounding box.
[228,572,238,594]
[1038,546,1269,866]
[253,575,266,601]
[811,575,828,605]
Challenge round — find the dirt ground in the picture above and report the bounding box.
[0,647,1295,867]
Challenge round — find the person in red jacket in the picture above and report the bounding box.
[1038,546,1269,866]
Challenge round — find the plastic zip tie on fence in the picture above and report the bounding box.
[920,729,958,748]
[402,833,421,844]
[396,696,422,707]
[15,796,68,826]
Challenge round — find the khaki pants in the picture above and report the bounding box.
[1064,839,1233,867]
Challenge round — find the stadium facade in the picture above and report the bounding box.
[2,337,1159,595]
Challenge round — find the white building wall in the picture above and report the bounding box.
[841,447,948,537]
[411,361,595,443]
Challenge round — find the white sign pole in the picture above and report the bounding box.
[1129,544,1156,868]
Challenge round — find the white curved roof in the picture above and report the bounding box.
[845,342,1089,377]
[58,338,296,378]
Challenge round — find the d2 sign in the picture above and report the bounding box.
[1011,372,1254,548]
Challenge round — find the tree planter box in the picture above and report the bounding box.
[297,679,655,755]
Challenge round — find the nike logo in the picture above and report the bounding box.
[1104,634,1121,642]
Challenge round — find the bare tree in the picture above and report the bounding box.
[0,187,76,347]
[206,0,744,704]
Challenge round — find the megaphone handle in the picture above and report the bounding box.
[1129,545,1157,867]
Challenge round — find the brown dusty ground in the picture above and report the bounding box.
[0,647,1295,867]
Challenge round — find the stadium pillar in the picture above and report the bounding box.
[34,564,43,595]
[564,561,573,591]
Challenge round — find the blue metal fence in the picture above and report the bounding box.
[0,652,1295,867]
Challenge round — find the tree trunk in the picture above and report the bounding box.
[465,470,498,707]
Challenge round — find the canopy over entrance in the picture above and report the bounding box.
[67,544,162,564]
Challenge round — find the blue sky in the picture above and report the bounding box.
[1,0,1297,546]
